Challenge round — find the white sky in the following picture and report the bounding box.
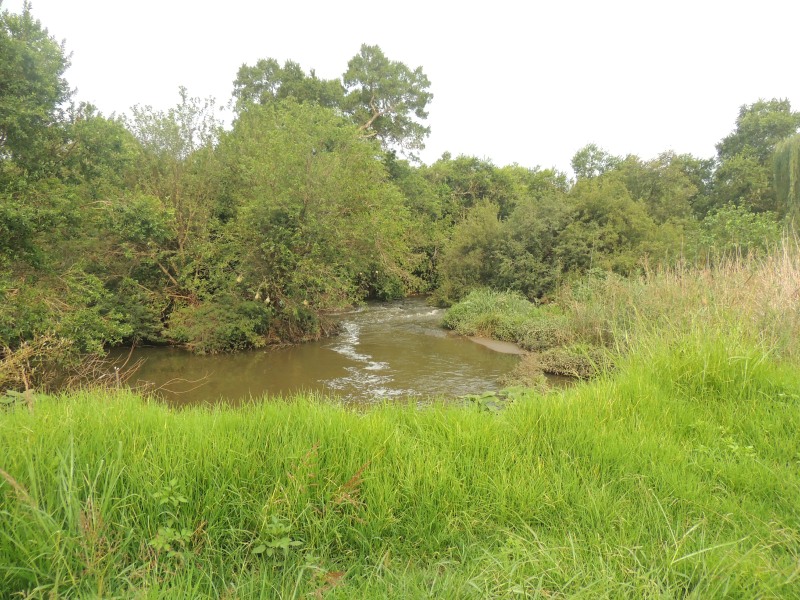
[5,0,800,173]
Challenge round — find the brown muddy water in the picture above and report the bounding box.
[114,297,525,406]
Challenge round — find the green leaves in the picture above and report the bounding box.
[712,99,800,214]
[233,45,432,156]
[252,515,303,558]
[342,44,433,155]
[462,386,531,413]
[571,144,620,180]
[716,99,800,164]
[0,3,71,175]
[223,100,412,317]
[773,133,800,219]
[233,58,344,111]
[151,478,189,511]
[149,525,193,560]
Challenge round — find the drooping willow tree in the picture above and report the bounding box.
[774,134,800,220]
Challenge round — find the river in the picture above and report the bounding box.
[116,297,522,406]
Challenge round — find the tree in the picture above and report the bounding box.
[701,203,783,257]
[343,44,432,154]
[0,1,71,174]
[232,58,344,112]
[57,103,138,198]
[495,191,569,299]
[436,202,503,303]
[716,99,800,163]
[556,175,656,275]
[125,88,224,288]
[570,143,620,180]
[615,153,697,224]
[712,99,800,213]
[774,134,800,221]
[222,100,414,327]
[422,155,545,221]
[713,150,775,213]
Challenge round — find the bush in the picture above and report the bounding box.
[167,295,273,354]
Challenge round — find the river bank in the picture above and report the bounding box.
[442,242,800,384]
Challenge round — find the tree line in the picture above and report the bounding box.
[1,3,799,388]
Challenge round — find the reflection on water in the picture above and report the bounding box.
[115,297,521,406]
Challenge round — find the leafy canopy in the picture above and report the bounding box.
[343,44,432,155]
[232,58,344,111]
[0,1,71,174]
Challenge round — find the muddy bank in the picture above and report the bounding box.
[467,336,527,355]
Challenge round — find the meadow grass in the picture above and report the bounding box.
[1,327,799,598]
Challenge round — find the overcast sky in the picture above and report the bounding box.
[5,0,800,173]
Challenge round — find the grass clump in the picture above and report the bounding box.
[442,288,572,351]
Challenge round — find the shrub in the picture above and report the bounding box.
[167,295,273,354]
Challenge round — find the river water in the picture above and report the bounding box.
[117,297,521,406]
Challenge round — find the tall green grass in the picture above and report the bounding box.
[2,328,799,597]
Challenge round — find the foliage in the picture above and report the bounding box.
[615,153,696,223]
[461,386,530,412]
[557,175,657,275]
[774,133,800,220]
[570,143,620,180]
[700,203,784,257]
[232,58,344,111]
[343,44,432,154]
[1,270,130,353]
[712,98,800,213]
[435,202,503,303]
[167,295,274,354]
[493,191,568,299]
[58,104,139,197]
[0,2,71,175]
[1,2,797,379]
[442,288,577,358]
[445,239,800,380]
[712,148,776,212]
[224,100,414,315]
[716,98,800,163]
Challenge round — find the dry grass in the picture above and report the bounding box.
[445,237,800,385]
[559,235,800,360]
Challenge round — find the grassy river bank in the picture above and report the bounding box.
[2,247,800,598]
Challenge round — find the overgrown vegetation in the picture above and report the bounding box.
[444,236,800,382]
[3,7,800,597]
[4,237,800,596]
[2,4,799,392]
